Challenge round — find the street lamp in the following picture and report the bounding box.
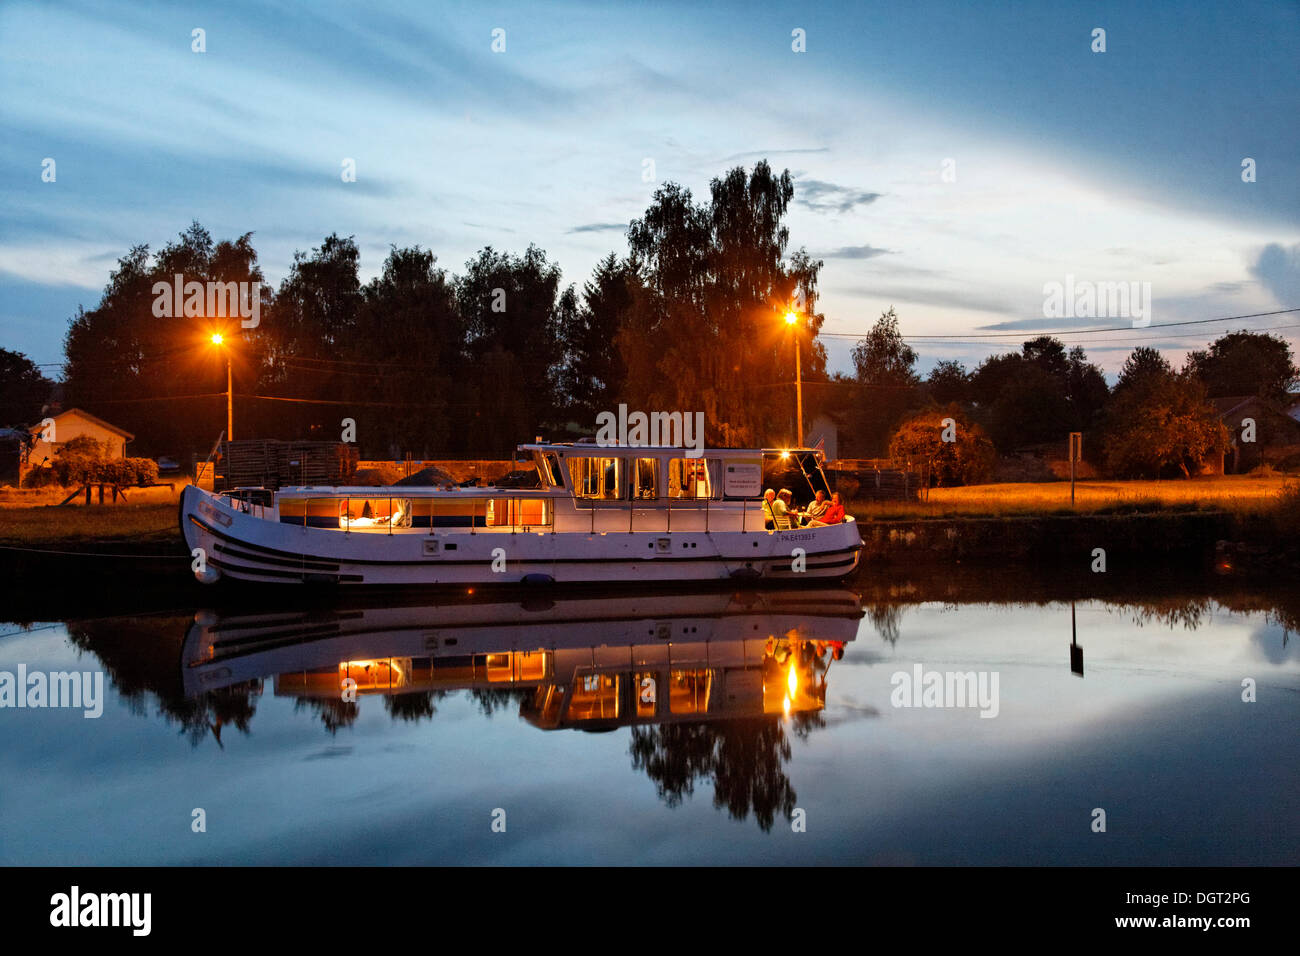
[210,333,233,441]
[784,310,803,447]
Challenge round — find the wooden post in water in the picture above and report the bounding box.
[1070,599,1084,677]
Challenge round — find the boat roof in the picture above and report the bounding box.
[271,485,539,496]
[518,442,823,456]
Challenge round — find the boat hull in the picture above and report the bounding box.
[180,486,863,587]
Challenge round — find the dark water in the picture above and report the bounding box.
[2,580,1297,865]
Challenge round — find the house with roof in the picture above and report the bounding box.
[1212,395,1300,473]
[25,408,135,470]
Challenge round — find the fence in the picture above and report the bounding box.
[824,459,921,502]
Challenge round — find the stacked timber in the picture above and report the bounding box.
[220,440,358,489]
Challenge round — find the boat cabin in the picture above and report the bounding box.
[252,443,830,535]
[518,442,830,501]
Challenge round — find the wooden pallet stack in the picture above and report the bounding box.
[220,440,358,489]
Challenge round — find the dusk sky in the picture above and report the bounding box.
[2,0,1297,377]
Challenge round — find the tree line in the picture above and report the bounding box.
[1,157,1295,479]
[852,312,1298,481]
[3,161,824,462]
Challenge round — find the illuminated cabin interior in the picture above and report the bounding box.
[275,651,550,697]
[269,639,833,732]
[524,639,829,731]
[276,496,552,531]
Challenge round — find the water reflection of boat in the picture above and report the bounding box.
[182,589,861,729]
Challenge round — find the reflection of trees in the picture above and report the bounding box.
[176,688,258,748]
[467,687,533,717]
[1121,598,1213,631]
[867,603,904,645]
[629,718,797,832]
[294,697,358,734]
[1264,591,1300,645]
[383,690,450,723]
[66,617,259,747]
[789,710,824,740]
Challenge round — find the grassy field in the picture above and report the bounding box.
[848,475,1296,519]
[0,485,182,545]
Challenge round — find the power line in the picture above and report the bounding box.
[819,307,1300,340]
[58,392,479,409]
[897,323,1300,350]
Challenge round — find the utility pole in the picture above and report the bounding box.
[1069,432,1082,506]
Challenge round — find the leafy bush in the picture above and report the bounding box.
[29,438,158,487]
[1099,372,1227,478]
[126,457,159,485]
[21,466,61,489]
[51,437,103,485]
[888,405,996,486]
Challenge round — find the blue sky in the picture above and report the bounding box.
[2,0,1297,377]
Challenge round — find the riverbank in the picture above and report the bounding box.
[2,479,1295,597]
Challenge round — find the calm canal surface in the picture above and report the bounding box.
[2,583,1297,865]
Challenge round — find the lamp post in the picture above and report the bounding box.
[211,333,232,441]
[784,311,803,447]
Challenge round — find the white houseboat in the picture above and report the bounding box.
[179,443,862,587]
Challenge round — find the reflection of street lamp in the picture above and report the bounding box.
[210,333,233,441]
[784,311,803,446]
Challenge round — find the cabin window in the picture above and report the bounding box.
[667,458,711,499]
[635,672,658,717]
[631,458,659,499]
[568,673,620,720]
[669,669,714,714]
[338,498,413,530]
[485,498,551,527]
[568,456,622,500]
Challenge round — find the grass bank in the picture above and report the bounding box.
[847,475,1292,520]
[0,486,181,547]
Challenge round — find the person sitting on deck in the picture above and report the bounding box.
[803,490,830,525]
[761,488,778,529]
[823,492,846,524]
[773,489,798,530]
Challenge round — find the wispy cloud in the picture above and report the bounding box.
[722,147,830,163]
[976,317,1130,332]
[795,179,882,214]
[567,222,628,235]
[817,245,892,260]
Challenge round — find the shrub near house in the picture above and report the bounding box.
[23,437,158,489]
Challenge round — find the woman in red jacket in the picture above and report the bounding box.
[823,492,846,524]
